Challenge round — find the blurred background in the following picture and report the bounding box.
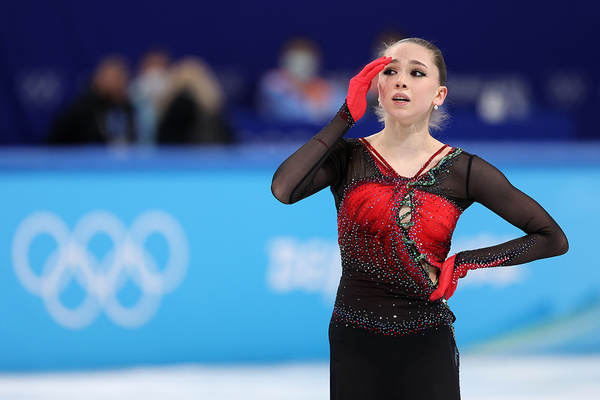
[1,0,599,398]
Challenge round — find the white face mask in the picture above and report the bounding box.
[281,50,319,82]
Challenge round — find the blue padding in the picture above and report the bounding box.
[0,144,597,371]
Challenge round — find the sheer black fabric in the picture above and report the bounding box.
[271,103,355,204]
[271,104,568,271]
[271,102,568,399]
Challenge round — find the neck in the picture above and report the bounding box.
[374,118,441,157]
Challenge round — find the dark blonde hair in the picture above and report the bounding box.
[375,37,449,131]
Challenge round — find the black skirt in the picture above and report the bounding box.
[329,322,460,400]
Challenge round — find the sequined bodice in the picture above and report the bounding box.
[331,141,464,335]
[271,104,568,338]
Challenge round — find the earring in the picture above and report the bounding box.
[434,105,439,110]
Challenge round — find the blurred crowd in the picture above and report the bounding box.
[45,30,411,147]
[45,36,342,146]
[47,50,234,146]
[44,27,567,147]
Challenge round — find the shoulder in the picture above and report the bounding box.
[458,150,514,197]
[457,150,503,174]
[328,138,375,178]
[432,148,483,183]
[328,138,363,163]
[334,137,362,151]
[446,148,495,170]
[447,149,504,180]
[436,146,471,170]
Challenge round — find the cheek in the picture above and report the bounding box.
[377,77,389,96]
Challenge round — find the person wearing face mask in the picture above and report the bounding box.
[256,36,343,124]
[271,38,568,399]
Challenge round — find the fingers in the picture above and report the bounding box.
[356,56,392,80]
[346,57,392,121]
[430,274,449,301]
[442,255,458,299]
[445,278,459,299]
[430,287,444,301]
[430,255,457,301]
[430,274,450,301]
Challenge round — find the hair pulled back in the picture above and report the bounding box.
[374,37,449,131]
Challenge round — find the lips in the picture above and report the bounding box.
[392,93,410,103]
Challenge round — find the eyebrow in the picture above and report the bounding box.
[390,59,429,69]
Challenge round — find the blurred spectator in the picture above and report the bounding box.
[47,54,136,145]
[256,36,343,124]
[129,49,172,145]
[157,57,233,144]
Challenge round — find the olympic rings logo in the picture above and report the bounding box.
[12,210,189,329]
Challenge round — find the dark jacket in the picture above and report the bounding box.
[48,88,136,145]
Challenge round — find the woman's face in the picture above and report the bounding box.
[378,42,447,125]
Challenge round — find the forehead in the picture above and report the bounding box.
[384,42,434,65]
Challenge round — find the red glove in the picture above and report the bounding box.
[430,255,459,301]
[346,56,392,121]
[430,254,510,301]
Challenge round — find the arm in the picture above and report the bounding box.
[271,56,392,204]
[431,156,568,300]
[271,103,354,204]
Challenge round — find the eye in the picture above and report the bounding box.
[411,69,426,77]
[383,68,396,75]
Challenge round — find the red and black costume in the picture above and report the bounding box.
[271,103,568,399]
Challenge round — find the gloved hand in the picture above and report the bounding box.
[430,254,459,301]
[346,56,392,121]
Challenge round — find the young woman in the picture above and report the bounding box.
[271,37,568,399]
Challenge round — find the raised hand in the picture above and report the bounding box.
[346,56,392,121]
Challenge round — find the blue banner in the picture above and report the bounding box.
[0,144,597,371]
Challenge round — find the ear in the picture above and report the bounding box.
[433,86,448,107]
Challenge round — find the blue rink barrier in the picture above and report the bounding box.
[0,143,598,371]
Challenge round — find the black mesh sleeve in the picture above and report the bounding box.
[271,102,354,204]
[454,155,568,274]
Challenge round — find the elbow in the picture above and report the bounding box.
[556,233,569,256]
[271,180,292,205]
[546,228,569,257]
[538,223,569,258]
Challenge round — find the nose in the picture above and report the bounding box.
[395,75,407,89]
